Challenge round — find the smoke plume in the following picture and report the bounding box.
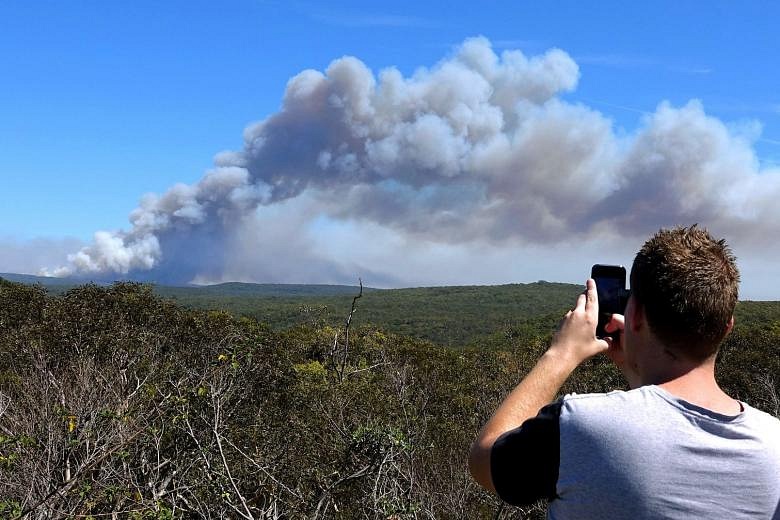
[48,37,780,285]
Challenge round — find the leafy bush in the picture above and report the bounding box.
[0,279,776,518]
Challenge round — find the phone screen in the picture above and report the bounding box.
[591,264,626,338]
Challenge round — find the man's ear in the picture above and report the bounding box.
[724,316,734,336]
[628,298,644,332]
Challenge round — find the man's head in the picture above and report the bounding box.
[629,225,739,360]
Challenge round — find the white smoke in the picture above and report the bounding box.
[48,36,780,286]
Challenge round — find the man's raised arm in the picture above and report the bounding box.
[468,279,609,494]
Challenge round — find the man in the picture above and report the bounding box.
[469,226,780,519]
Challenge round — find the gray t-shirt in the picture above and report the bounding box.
[551,386,780,519]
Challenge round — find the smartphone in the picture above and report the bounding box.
[591,264,627,339]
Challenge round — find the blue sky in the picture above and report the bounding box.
[2,1,780,297]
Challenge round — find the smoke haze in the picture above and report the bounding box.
[45,37,780,293]
[1,236,85,276]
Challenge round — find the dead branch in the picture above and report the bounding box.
[338,278,363,382]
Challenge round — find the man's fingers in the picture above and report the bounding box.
[594,336,610,353]
[604,313,625,333]
[575,292,587,311]
[584,278,599,314]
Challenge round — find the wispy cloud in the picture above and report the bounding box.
[670,65,714,75]
[491,39,547,51]
[574,53,660,68]
[430,38,548,55]
[299,4,438,29]
[757,153,780,171]
[576,97,652,116]
[576,53,712,76]
[704,101,780,116]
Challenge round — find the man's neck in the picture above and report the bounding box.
[647,358,742,415]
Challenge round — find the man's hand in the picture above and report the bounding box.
[548,279,609,365]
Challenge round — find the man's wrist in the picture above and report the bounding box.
[541,347,581,373]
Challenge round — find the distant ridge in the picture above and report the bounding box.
[0,272,83,287]
[1,272,567,297]
[159,282,377,298]
[0,272,373,297]
[3,272,777,346]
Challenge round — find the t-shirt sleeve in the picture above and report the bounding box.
[490,399,562,506]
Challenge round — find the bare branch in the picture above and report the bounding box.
[338,278,363,382]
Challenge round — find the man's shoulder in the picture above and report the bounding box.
[558,386,680,437]
[742,403,780,435]
[560,386,656,412]
[561,386,780,440]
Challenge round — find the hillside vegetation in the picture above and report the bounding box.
[7,273,778,346]
[0,279,777,518]
[161,281,582,347]
[160,282,780,346]
[0,274,582,346]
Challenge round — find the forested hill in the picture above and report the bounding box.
[3,273,779,346]
[0,274,582,345]
[0,273,373,297]
[0,272,80,289]
[160,281,584,347]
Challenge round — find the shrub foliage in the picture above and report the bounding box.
[0,279,777,518]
